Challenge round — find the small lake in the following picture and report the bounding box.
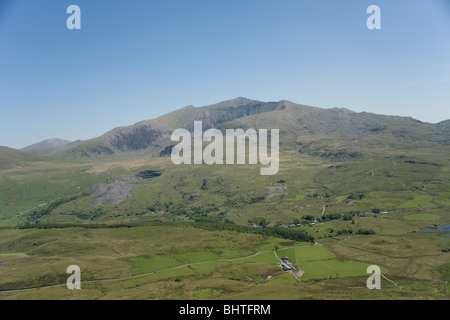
[423,224,450,231]
[0,264,6,267]
[423,224,450,238]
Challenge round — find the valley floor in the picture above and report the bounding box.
[0,222,448,300]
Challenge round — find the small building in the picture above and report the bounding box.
[282,265,292,271]
[282,256,289,261]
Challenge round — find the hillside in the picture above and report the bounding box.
[0,147,38,170]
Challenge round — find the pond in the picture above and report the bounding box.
[0,264,6,267]
[423,224,450,231]
[423,224,450,238]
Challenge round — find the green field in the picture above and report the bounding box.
[124,255,183,274]
[404,213,441,221]
[0,221,448,300]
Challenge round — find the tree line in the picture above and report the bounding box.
[16,220,315,243]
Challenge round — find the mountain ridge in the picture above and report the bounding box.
[7,98,450,158]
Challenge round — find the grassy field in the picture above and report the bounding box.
[404,213,441,221]
[0,221,447,300]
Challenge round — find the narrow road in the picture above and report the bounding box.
[18,203,47,216]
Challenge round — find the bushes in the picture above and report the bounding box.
[320,213,342,221]
[28,190,90,221]
[336,229,354,235]
[224,194,265,208]
[343,211,360,220]
[194,222,315,243]
[356,228,376,235]
[17,221,315,243]
[248,217,270,227]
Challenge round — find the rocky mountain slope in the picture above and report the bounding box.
[55,97,449,160]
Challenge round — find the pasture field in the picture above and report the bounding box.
[0,221,448,300]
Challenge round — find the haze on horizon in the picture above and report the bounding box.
[1,0,449,149]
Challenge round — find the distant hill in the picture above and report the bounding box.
[0,147,38,170]
[22,138,72,156]
[61,98,449,159]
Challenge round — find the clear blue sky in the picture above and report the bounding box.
[1,0,449,149]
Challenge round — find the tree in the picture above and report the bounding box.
[259,218,270,228]
[274,220,283,227]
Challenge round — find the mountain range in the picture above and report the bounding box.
[10,97,450,162]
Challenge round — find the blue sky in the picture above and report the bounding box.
[1,0,449,149]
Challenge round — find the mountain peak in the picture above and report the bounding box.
[331,107,356,113]
[21,138,72,155]
[208,97,256,108]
